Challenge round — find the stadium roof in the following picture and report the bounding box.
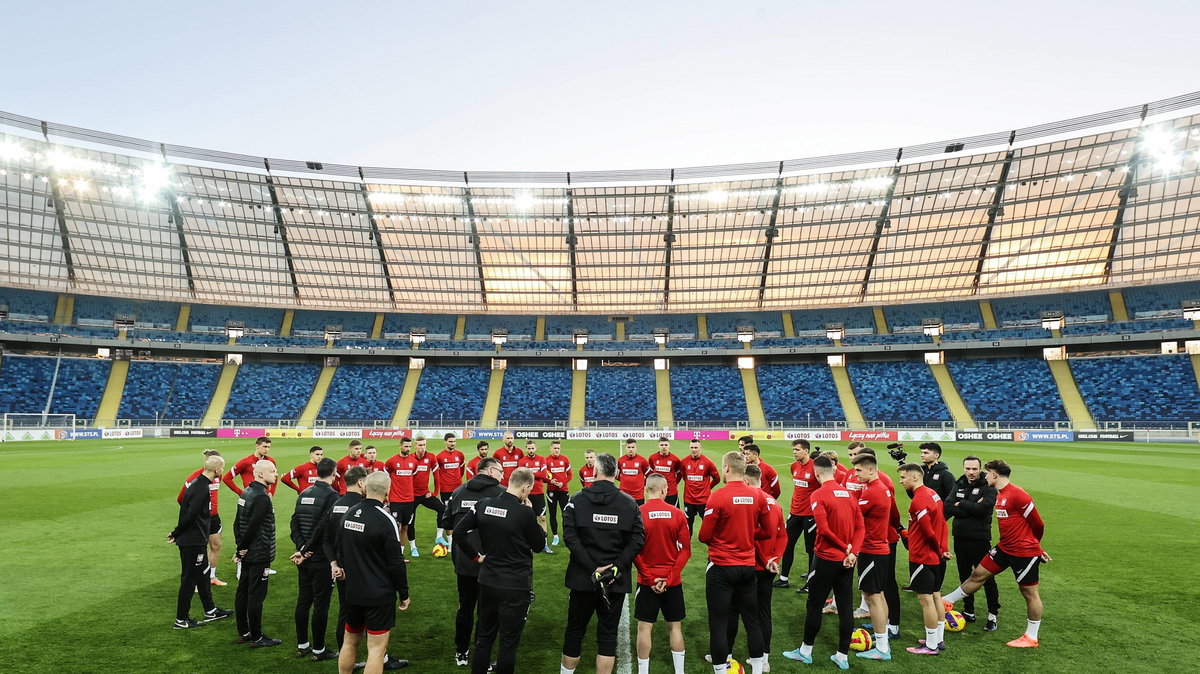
[2,91,1200,314]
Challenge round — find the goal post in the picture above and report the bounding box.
[1,413,77,442]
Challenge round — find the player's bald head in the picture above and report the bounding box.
[644,473,667,498]
[253,459,276,481]
[203,454,225,473]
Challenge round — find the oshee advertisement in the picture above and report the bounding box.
[1013,430,1074,442]
[1076,431,1135,441]
[513,429,567,440]
[170,428,217,438]
[955,431,1014,441]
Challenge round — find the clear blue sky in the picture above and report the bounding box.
[4,0,1197,171]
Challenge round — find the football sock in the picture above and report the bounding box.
[712,664,728,674]
[748,655,764,674]
[925,626,940,649]
[874,632,889,653]
[942,587,966,604]
[988,612,998,622]
[209,566,217,579]
[778,575,788,582]
[936,620,945,644]
[1026,619,1041,640]
[560,666,575,674]
[858,595,868,612]
[799,643,813,658]
[298,642,310,650]
[637,657,649,674]
[672,650,686,674]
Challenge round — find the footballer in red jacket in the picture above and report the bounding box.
[942,459,1052,649]
[578,449,597,488]
[221,436,276,496]
[633,474,691,671]
[725,464,788,664]
[435,433,466,501]
[280,445,323,493]
[898,463,951,656]
[333,439,369,494]
[679,440,720,531]
[543,440,572,547]
[775,439,818,589]
[742,443,781,498]
[516,440,554,553]
[617,439,651,504]
[492,431,522,486]
[410,435,448,553]
[465,440,491,478]
[648,437,684,506]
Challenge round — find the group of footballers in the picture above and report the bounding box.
[171,431,1050,673]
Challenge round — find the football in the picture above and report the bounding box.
[726,658,743,674]
[945,610,967,632]
[849,628,873,652]
[431,543,449,558]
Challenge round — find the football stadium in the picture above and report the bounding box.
[3,11,1200,674]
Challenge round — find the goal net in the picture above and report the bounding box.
[1,413,77,442]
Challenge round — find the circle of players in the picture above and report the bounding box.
[170,432,1050,673]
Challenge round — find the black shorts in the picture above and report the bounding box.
[440,491,454,505]
[209,514,222,536]
[634,583,685,623]
[856,553,889,594]
[528,493,546,516]
[907,561,946,595]
[980,546,1042,586]
[685,503,706,521]
[344,601,396,635]
[664,494,678,506]
[390,501,416,526]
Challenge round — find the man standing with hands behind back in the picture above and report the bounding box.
[233,460,280,648]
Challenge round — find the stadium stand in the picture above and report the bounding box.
[1122,281,1200,318]
[223,361,321,421]
[842,333,931,346]
[669,363,747,422]
[626,314,697,336]
[0,321,64,335]
[131,330,230,344]
[421,340,495,351]
[706,311,784,335]
[544,314,617,338]
[118,360,222,421]
[465,314,537,339]
[941,327,1045,341]
[317,363,407,423]
[497,365,573,423]
[408,364,489,423]
[585,364,657,424]
[755,362,845,423]
[583,340,658,351]
[791,307,874,333]
[0,354,57,414]
[382,313,457,338]
[668,339,737,349]
[236,335,328,348]
[0,287,56,322]
[48,357,111,419]
[884,301,982,330]
[946,357,1067,423]
[1071,355,1200,422]
[189,303,284,333]
[847,360,951,423]
[1062,318,1194,335]
[291,309,375,335]
[756,337,832,348]
[992,290,1111,324]
[72,295,178,328]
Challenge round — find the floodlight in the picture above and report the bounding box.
[736,356,755,369]
[1140,127,1183,171]
[924,351,945,365]
[409,357,425,369]
[73,179,89,192]
[826,323,845,340]
[573,358,588,371]
[1042,347,1066,361]
[922,319,944,337]
[512,192,536,211]
[140,163,173,193]
[736,326,754,344]
[409,329,427,345]
[573,330,589,345]
[654,358,669,370]
[705,190,729,203]
[827,354,846,367]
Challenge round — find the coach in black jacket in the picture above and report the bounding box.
[943,455,1001,628]
[233,459,279,647]
[168,453,230,628]
[560,452,645,674]
[440,457,506,664]
[918,442,956,505]
[453,466,544,674]
[337,472,411,674]
[288,457,339,660]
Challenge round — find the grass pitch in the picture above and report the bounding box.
[0,436,1196,673]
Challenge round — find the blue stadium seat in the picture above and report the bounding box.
[291,309,376,334]
[465,314,537,339]
[941,327,1044,341]
[72,295,178,328]
[626,315,698,337]
[756,362,844,423]
[583,340,658,351]
[885,301,981,330]
[60,326,124,339]
[755,337,832,348]
[0,355,57,414]
[237,335,329,347]
[224,362,321,422]
[670,364,747,422]
[706,311,784,335]
[669,339,738,349]
[1062,319,1193,335]
[420,340,495,351]
[545,315,617,338]
[497,366,572,423]
[791,307,874,332]
[1123,281,1200,318]
[49,357,112,418]
[0,287,57,322]
[946,357,1066,423]
[119,360,221,421]
[0,321,61,335]
[318,363,407,423]
[842,333,931,346]
[189,303,284,332]
[131,330,231,344]
[382,313,457,337]
[992,290,1111,324]
[847,360,950,423]
[585,365,657,424]
[1071,355,1200,422]
[408,365,489,423]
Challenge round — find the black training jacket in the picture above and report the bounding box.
[234,480,276,564]
[452,491,545,591]
[323,491,364,563]
[291,481,339,563]
[441,474,505,578]
[922,461,956,505]
[171,473,212,547]
[562,479,645,594]
[337,497,409,606]
[943,474,997,542]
